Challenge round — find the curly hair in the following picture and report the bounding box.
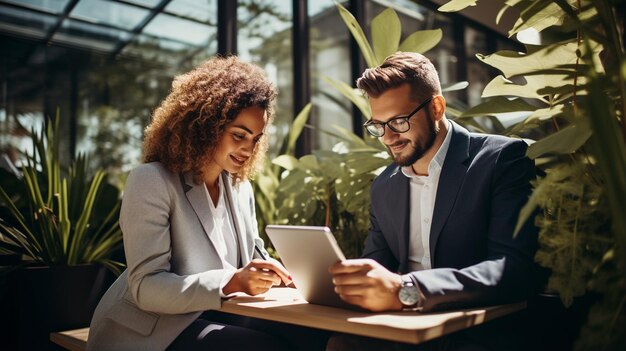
[357,52,441,102]
[143,56,277,184]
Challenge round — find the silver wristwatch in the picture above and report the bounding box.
[398,275,421,309]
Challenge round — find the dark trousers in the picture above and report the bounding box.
[167,310,330,351]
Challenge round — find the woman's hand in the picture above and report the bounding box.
[223,259,292,296]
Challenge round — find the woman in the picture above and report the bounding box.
[87,56,293,351]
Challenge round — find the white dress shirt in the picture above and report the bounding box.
[202,175,240,296]
[402,120,452,271]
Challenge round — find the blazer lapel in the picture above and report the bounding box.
[222,173,250,267]
[430,121,470,261]
[384,166,411,272]
[181,172,222,261]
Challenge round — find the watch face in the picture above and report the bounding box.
[399,284,419,306]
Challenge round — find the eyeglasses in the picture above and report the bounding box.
[363,97,433,137]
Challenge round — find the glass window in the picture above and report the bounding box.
[309,0,351,151]
[0,4,58,39]
[120,0,163,8]
[70,0,150,30]
[165,0,217,24]
[0,0,218,182]
[123,32,212,62]
[237,0,293,156]
[2,0,70,14]
[143,12,215,46]
[54,19,131,52]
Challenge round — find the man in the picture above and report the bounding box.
[329,52,541,349]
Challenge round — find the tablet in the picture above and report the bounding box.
[265,225,353,309]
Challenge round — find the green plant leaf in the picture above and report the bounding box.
[477,41,601,79]
[336,2,377,67]
[509,0,568,36]
[280,103,312,157]
[524,103,566,122]
[58,178,70,253]
[398,29,442,54]
[445,106,464,119]
[582,56,626,271]
[496,1,521,25]
[460,97,537,118]
[441,81,469,92]
[70,170,105,264]
[528,162,612,307]
[331,126,371,148]
[438,0,478,12]
[297,155,320,171]
[322,76,371,119]
[0,118,124,271]
[272,155,298,171]
[341,151,388,175]
[371,8,401,63]
[526,123,593,159]
[510,0,598,37]
[482,75,550,102]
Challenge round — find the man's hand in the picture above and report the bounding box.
[329,259,403,311]
[223,259,292,296]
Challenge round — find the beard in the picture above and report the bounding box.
[388,116,438,167]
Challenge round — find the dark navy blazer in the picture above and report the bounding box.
[363,120,540,312]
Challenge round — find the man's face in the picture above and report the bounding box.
[369,84,437,166]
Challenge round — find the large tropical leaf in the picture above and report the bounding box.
[371,8,401,63]
[279,103,312,157]
[460,97,537,118]
[526,123,592,159]
[509,0,572,36]
[442,81,469,92]
[438,0,478,12]
[398,29,442,54]
[322,77,371,119]
[477,41,602,79]
[336,2,377,67]
[482,75,551,102]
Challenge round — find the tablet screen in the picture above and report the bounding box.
[265,225,352,309]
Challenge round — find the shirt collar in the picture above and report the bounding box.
[402,119,452,178]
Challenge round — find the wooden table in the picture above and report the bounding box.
[220,287,526,345]
[50,327,89,351]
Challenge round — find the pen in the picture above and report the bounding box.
[255,244,294,286]
[254,244,269,260]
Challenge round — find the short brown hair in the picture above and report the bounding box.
[356,52,441,101]
[143,56,277,184]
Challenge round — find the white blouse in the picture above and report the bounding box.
[203,175,240,295]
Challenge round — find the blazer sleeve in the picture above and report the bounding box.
[411,140,540,311]
[121,165,228,314]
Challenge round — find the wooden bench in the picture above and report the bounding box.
[50,328,89,351]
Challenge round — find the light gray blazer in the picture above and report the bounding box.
[86,162,267,351]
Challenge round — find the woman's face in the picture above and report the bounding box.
[211,105,268,175]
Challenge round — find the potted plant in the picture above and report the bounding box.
[438,1,626,349]
[0,115,124,350]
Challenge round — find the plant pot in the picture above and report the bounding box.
[1,263,114,350]
[522,292,598,351]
